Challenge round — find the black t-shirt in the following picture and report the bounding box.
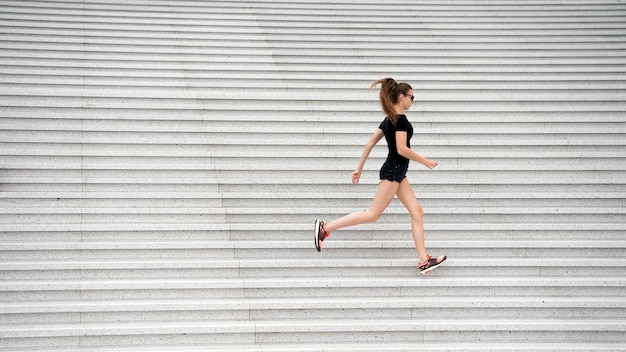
[378,114,413,166]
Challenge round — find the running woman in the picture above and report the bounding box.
[314,78,446,275]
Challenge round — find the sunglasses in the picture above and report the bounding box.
[404,93,414,101]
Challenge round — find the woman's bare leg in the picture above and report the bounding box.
[324,180,399,233]
[395,178,429,263]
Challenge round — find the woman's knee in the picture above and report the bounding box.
[364,209,383,223]
[411,204,424,221]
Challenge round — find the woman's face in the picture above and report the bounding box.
[400,90,414,110]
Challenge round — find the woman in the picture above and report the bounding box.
[314,77,446,275]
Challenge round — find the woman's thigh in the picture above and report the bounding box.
[395,178,423,216]
[369,180,400,215]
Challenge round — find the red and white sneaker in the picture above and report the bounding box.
[419,254,447,275]
[314,219,330,252]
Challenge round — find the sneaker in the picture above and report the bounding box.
[418,254,447,275]
[314,219,330,252]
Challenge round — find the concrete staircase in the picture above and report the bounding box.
[1,0,625,350]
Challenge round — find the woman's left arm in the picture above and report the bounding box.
[396,131,438,169]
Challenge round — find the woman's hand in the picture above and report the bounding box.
[351,170,362,184]
[396,131,438,170]
[423,159,438,169]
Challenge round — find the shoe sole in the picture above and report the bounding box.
[419,257,446,275]
[314,219,321,252]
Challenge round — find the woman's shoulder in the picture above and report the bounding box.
[378,118,387,128]
[396,114,411,128]
[379,115,409,129]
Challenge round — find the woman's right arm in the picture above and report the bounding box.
[352,129,384,184]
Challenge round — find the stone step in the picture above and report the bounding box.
[26,342,626,352]
[2,296,624,324]
[1,257,625,280]
[0,319,624,350]
[2,222,622,239]
[2,191,623,209]
[2,14,624,35]
[4,124,614,144]
[3,145,624,161]
[3,2,624,18]
[0,240,623,261]
[1,276,624,302]
[3,156,623,172]
[0,209,621,227]
[4,41,626,61]
[1,171,622,184]
[2,98,624,116]
[5,69,626,86]
[3,118,622,134]
[0,38,587,55]
[3,58,625,77]
[3,87,625,104]
[0,202,622,216]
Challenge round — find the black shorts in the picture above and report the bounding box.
[379,162,408,183]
